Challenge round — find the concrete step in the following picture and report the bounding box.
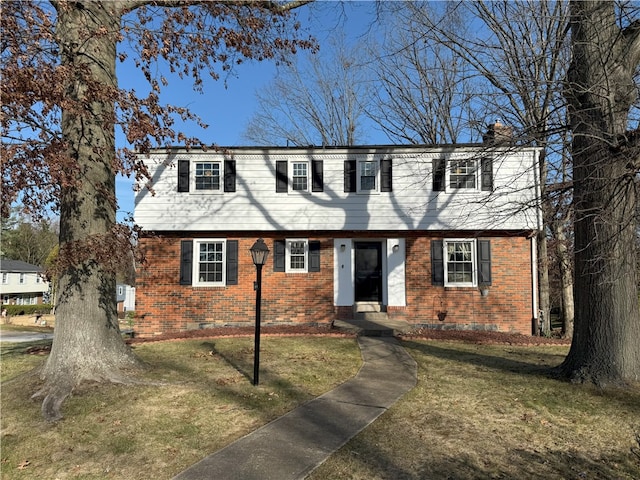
[354,311,389,321]
[354,302,382,313]
[333,318,412,337]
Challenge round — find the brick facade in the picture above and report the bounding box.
[135,232,535,338]
[398,234,534,335]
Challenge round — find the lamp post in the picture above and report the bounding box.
[249,238,269,386]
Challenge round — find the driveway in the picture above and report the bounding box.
[0,330,54,343]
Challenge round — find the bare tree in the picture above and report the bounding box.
[1,0,313,420]
[243,33,371,146]
[370,2,480,144]
[561,0,640,385]
[376,0,573,335]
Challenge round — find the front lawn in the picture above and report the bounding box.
[2,334,639,479]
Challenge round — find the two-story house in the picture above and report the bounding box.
[134,128,542,338]
[0,259,50,306]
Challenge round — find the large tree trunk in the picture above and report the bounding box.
[561,0,640,385]
[34,1,140,421]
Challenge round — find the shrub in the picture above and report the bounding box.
[3,304,52,316]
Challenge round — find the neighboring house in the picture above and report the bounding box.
[134,124,542,338]
[116,284,136,314]
[0,259,50,305]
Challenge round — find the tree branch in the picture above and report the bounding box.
[120,0,313,15]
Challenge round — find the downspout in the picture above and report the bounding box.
[531,147,543,335]
[531,235,539,335]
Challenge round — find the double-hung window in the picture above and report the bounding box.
[449,159,477,189]
[344,158,392,193]
[180,239,238,286]
[276,160,323,193]
[19,273,25,284]
[2,273,7,284]
[194,162,221,192]
[194,239,225,286]
[358,161,378,192]
[287,239,308,272]
[273,239,321,273]
[444,240,476,286]
[177,159,236,193]
[431,239,492,288]
[291,162,309,192]
[432,157,492,193]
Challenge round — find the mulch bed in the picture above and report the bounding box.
[398,328,571,346]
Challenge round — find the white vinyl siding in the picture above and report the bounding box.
[135,147,541,233]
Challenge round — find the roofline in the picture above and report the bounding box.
[140,143,542,155]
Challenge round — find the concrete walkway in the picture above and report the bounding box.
[173,336,417,480]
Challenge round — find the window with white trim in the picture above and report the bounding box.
[193,239,226,286]
[2,273,7,284]
[19,273,25,284]
[444,239,477,287]
[287,239,308,273]
[358,160,378,193]
[448,159,477,190]
[193,161,222,192]
[291,161,309,192]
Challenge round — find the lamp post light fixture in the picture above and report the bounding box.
[249,238,269,386]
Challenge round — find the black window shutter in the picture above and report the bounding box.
[481,157,493,191]
[431,240,444,286]
[226,240,238,285]
[312,160,324,192]
[432,159,445,192]
[180,240,193,285]
[381,158,392,192]
[178,160,190,192]
[344,160,356,192]
[273,240,286,272]
[276,161,288,193]
[478,240,492,285]
[309,241,321,272]
[224,160,236,193]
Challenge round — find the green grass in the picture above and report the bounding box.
[2,335,639,479]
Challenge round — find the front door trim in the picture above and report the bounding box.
[354,241,383,303]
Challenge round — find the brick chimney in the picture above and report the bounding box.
[483,121,513,144]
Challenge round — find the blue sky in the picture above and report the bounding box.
[116,1,382,221]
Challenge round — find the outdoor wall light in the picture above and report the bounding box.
[392,244,400,253]
[479,284,490,297]
[249,238,270,386]
[340,244,346,252]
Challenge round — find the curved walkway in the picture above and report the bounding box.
[173,336,417,480]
